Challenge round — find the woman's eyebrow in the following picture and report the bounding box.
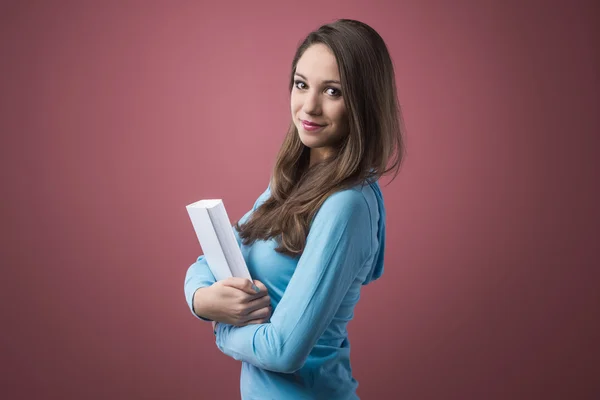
[294,72,341,85]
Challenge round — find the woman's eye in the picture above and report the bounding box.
[294,80,306,89]
[326,87,341,97]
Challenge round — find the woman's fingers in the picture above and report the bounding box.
[253,280,268,292]
[221,277,261,296]
[243,306,272,324]
[244,294,271,315]
[221,278,269,302]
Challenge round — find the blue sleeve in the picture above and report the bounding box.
[184,185,271,321]
[214,190,374,373]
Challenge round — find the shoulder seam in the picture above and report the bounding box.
[356,185,375,261]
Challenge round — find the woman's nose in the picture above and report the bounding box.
[302,91,322,115]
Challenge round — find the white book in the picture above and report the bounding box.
[186,199,252,282]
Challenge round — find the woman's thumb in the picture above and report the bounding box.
[223,277,260,295]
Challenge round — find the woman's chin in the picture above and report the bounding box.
[299,139,323,149]
[298,132,325,148]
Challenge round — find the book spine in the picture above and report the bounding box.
[208,202,252,280]
[186,205,232,281]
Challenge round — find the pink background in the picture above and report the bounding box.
[1,1,598,399]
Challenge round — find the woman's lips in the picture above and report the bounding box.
[301,120,325,131]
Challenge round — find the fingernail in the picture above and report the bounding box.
[252,284,260,292]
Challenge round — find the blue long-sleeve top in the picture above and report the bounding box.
[184,180,386,400]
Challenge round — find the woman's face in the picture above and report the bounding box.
[291,43,349,164]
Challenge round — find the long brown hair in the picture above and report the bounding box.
[235,19,406,257]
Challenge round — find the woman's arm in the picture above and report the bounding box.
[214,189,375,373]
[184,184,272,322]
[192,278,271,325]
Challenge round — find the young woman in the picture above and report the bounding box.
[184,19,405,399]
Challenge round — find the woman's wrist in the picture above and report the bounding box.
[192,286,213,319]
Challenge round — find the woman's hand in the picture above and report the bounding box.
[193,277,272,327]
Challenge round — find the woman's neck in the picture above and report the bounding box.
[309,147,333,167]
